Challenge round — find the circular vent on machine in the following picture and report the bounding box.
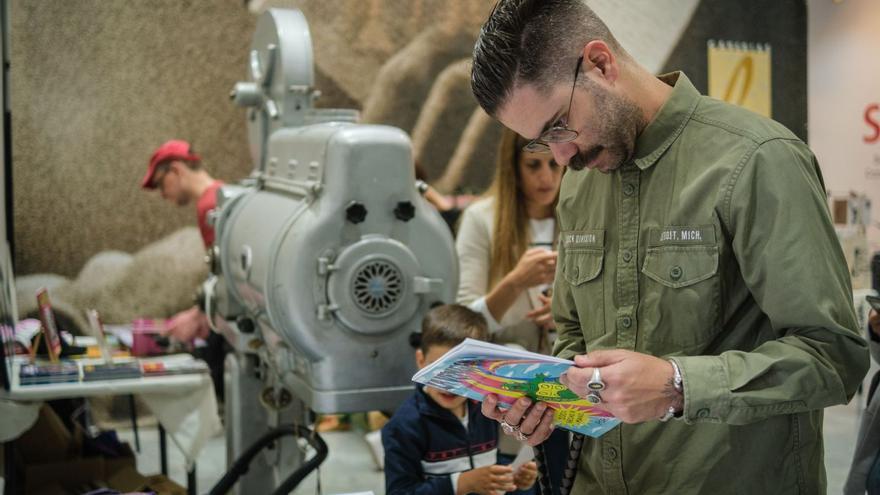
[324,235,421,335]
[352,260,403,315]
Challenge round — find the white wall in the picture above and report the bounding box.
[808,0,880,250]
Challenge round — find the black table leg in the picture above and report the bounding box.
[159,423,168,476]
[187,463,196,495]
[4,441,15,495]
[128,394,140,453]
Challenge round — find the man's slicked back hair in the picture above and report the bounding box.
[471,0,624,116]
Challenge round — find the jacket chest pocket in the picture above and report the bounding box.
[561,247,605,338]
[640,245,721,350]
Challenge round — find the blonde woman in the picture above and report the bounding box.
[456,128,563,354]
[456,127,567,494]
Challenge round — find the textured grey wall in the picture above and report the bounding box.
[10,0,496,278]
[11,1,256,277]
[10,0,808,280]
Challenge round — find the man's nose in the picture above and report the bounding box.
[548,141,577,167]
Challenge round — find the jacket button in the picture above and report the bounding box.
[696,408,710,418]
[573,266,579,278]
[669,265,683,280]
[623,183,636,196]
[607,447,618,460]
[621,250,633,263]
[620,316,632,329]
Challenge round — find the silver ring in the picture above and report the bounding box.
[500,419,519,435]
[515,429,530,442]
[586,391,602,404]
[587,367,605,392]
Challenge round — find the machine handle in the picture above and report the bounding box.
[413,276,444,294]
[203,275,219,334]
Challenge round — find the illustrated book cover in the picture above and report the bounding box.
[412,338,620,437]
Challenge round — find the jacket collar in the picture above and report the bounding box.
[632,71,700,171]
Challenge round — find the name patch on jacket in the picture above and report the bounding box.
[562,229,604,249]
[648,225,715,246]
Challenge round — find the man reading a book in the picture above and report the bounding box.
[469,1,869,494]
[383,304,538,495]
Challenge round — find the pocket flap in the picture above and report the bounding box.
[562,248,604,286]
[642,246,718,288]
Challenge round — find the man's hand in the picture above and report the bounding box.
[480,395,555,447]
[560,350,681,423]
[456,464,515,495]
[513,461,538,490]
[163,305,210,343]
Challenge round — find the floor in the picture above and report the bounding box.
[113,398,866,495]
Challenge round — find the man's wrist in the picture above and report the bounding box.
[660,360,684,421]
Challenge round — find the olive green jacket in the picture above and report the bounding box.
[551,72,869,495]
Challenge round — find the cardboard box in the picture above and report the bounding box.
[16,404,74,463]
[23,441,137,493]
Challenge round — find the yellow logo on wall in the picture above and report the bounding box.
[708,40,772,117]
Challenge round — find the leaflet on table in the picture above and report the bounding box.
[19,362,79,385]
[35,288,62,362]
[412,338,620,437]
[82,362,142,381]
[140,357,209,376]
[17,354,209,386]
[86,309,114,363]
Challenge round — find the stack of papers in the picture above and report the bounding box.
[413,338,620,437]
[19,362,79,385]
[81,362,142,382]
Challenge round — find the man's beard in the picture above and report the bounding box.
[567,87,644,173]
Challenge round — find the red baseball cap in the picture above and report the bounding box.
[141,140,202,189]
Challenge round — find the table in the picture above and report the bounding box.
[0,354,221,494]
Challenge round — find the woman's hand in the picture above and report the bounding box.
[869,310,880,338]
[526,294,555,330]
[509,248,557,290]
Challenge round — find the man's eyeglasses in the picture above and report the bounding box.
[523,56,584,153]
[151,164,171,190]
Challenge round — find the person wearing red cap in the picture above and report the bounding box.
[142,139,224,246]
[142,139,227,400]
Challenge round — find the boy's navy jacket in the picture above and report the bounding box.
[382,385,499,495]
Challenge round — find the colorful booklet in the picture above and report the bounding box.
[140,356,209,376]
[412,338,620,438]
[81,362,142,382]
[35,288,63,362]
[19,362,80,385]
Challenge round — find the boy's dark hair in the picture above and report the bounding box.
[419,304,489,353]
[471,0,626,116]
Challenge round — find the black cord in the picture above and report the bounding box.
[208,424,328,495]
[534,443,554,495]
[534,432,584,495]
[560,433,584,495]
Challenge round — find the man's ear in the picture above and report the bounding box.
[581,40,619,84]
[415,349,426,369]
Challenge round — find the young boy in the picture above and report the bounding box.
[382,304,538,495]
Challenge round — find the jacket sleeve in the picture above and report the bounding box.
[382,421,455,495]
[455,203,492,307]
[675,138,870,425]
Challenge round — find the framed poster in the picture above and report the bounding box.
[708,40,772,117]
